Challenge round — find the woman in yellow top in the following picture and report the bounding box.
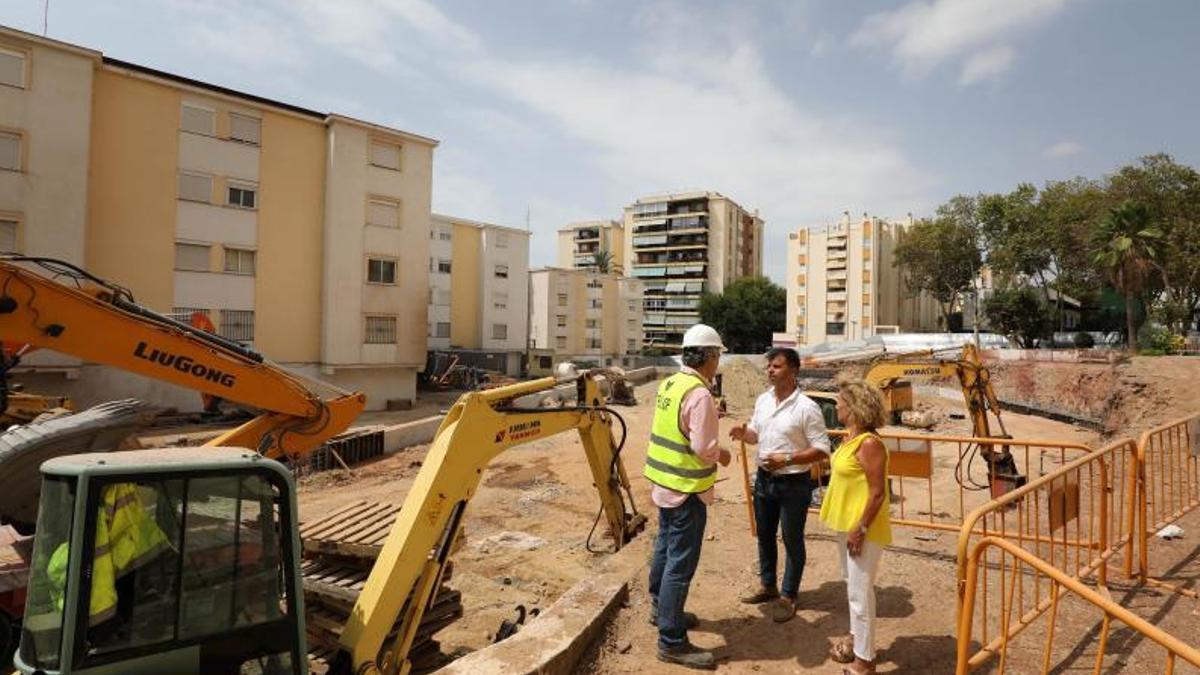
[819,377,890,675]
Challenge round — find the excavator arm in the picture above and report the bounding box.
[0,256,364,460]
[337,373,645,675]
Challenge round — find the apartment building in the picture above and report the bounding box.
[0,26,436,410]
[529,267,643,366]
[785,212,939,347]
[622,191,763,347]
[556,219,625,272]
[427,213,529,375]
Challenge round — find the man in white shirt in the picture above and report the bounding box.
[729,347,831,622]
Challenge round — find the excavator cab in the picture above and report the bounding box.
[16,448,306,675]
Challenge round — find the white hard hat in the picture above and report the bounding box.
[681,323,727,351]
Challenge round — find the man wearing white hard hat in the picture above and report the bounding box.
[644,323,731,669]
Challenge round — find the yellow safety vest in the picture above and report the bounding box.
[643,372,718,494]
[46,483,168,626]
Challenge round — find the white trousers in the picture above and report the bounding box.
[837,533,884,661]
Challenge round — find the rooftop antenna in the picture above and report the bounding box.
[43,0,50,35]
[525,204,531,231]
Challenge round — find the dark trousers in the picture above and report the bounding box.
[648,493,707,650]
[753,469,813,598]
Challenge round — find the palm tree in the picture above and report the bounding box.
[1092,202,1162,349]
[592,249,618,274]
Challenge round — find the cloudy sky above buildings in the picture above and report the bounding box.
[4,0,1199,282]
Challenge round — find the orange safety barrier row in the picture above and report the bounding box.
[812,430,1094,535]
[954,438,1140,671]
[957,537,1200,675]
[1137,413,1200,594]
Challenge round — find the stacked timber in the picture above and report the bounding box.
[302,500,464,674]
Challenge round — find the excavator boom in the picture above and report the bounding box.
[0,256,365,460]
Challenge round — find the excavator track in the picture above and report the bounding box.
[301,500,466,675]
[0,399,149,529]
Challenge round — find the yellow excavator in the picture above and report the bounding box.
[863,343,1024,496]
[0,256,644,674]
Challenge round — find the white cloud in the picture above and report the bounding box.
[853,0,1073,83]
[1043,141,1083,158]
[959,45,1015,84]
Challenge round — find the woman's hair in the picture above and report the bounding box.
[837,375,887,431]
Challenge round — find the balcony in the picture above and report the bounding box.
[827,269,847,281]
[574,229,600,241]
[633,216,707,236]
[667,199,707,215]
[827,291,848,301]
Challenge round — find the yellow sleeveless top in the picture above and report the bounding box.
[819,432,892,546]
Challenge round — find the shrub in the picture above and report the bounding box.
[1073,332,1096,348]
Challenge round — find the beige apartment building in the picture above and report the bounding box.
[529,267,642,367]
[556,219,625,272]
[427,213,529,375]
[0,26,436,410]
[785,212,939,347]
[622,191,763,347]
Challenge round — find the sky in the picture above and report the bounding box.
[4,0,1199,283]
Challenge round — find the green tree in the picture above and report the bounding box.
[591,249,620,275]
[1037,177,1110,324]
[1091,202,1163,349]
[984,287,1051,348]
[1105,154,1200,333]
[698,276,785,353]
[894,214,983,330]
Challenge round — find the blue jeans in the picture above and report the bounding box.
[648,493,707,650]
[753,469,813,598]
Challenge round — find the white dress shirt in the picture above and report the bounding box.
[747,386,831,475]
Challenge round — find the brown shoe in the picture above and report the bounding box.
[770,596,796,623]
[739,586,779,604]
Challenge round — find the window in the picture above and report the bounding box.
[369,140,401,170]
[433,289,451,306]
[627,300,637,311]
[178,172,212,202]
[556,315,567,327]
[227,182,257,209]
[587,338,602,349]
[557,293,568,307]
[826,322,845,336]
[368,199,400,228]
[555,335,567,350]
[174,242,210,271]
[433,259,450,274]
[494,264,509,279]
[589,299,602,309]
[585,319,599,329]
[229,113,260,144]
[493,292,508,310]
[538,356,552,369]
[223,248,256,275]
[627,339,637,352]
[492,323,508,340]
[436,322,451,338]
[495,232,509,248]
[364,316,397,344]
[367,257,397,284]
[0,219,17,252]
[439,229,452,241]
[219,309,254,342]
[180,104,215,135]
[0,131,20,171]
[0,47,25,88]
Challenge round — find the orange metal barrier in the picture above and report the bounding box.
[1137,413,1200,595]
[957,537,1200,674]
[815,430,1093,534]
[955,439,1140,670]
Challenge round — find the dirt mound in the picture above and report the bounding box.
[718,357,768,413]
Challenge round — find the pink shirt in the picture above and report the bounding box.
[650,367,722,508]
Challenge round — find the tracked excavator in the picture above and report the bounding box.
[0,256,645,674]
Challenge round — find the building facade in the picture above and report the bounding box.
[786,212,939,347]
[622,191,763,347]
[529,267,642,367]
[0,26,437,411]
[427,213,529,375]
[556,220,625,272]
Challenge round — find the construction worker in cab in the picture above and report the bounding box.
[48,483,169,628]
[644,323,732,670]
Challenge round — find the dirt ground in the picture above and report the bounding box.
[286,358,1197,673]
